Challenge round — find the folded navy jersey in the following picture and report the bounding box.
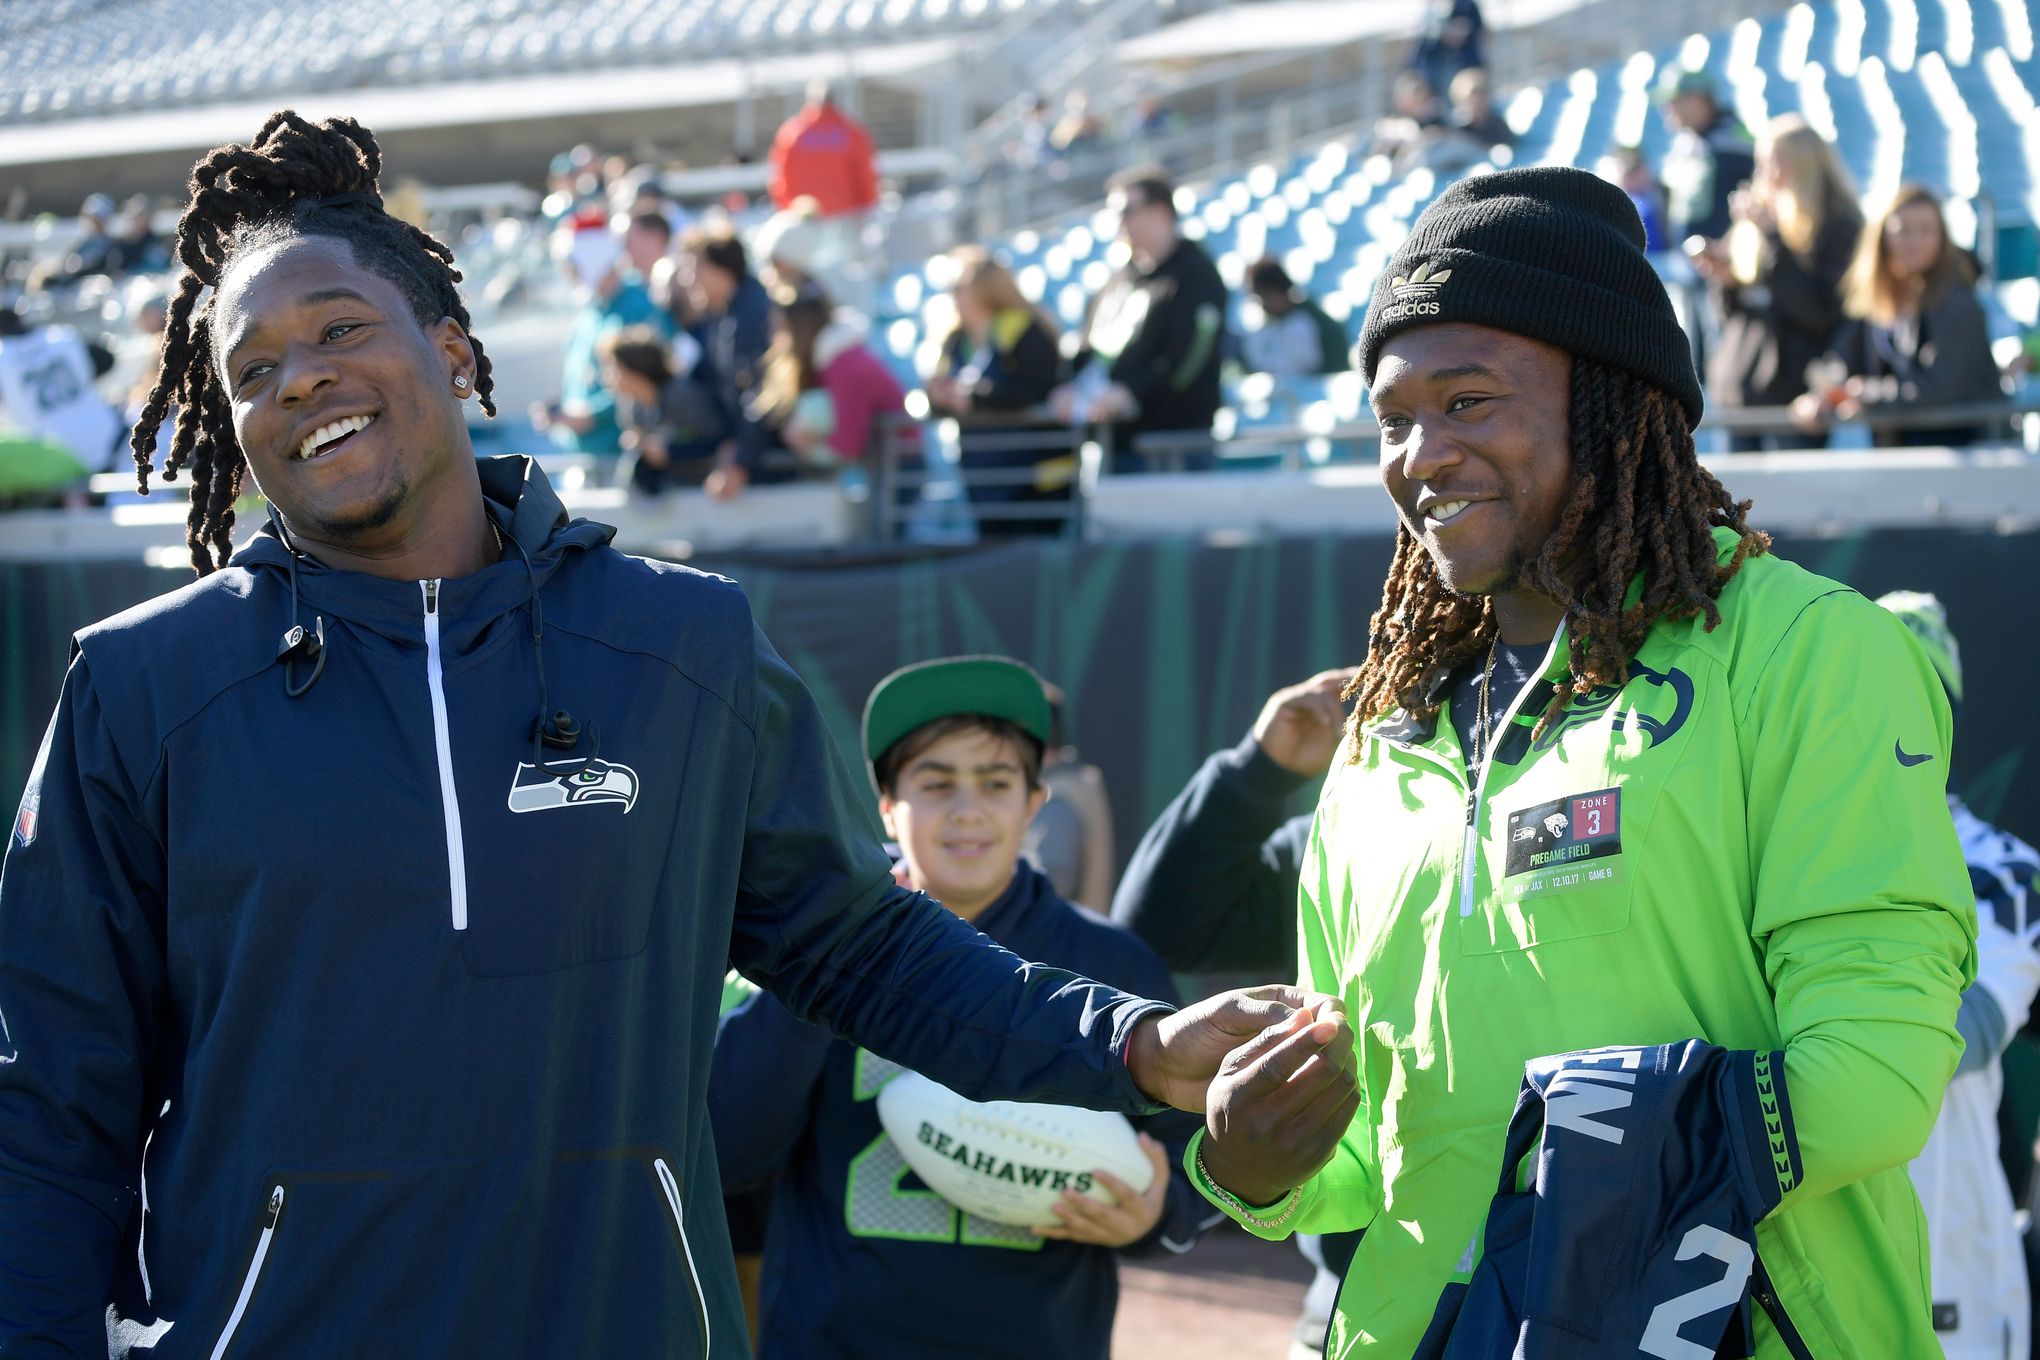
[1413,1040,1811,1360]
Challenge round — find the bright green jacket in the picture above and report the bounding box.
[1190,529,1976,1358]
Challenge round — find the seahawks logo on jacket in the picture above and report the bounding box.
[506,758,640,815]
[1532,663,1695,753]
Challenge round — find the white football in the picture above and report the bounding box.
[875,1069,1155,1227]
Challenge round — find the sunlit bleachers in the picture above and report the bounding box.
[870,0,2040,435]
[0,0,1106,126]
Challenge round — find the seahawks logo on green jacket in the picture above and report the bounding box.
[1532,663,1695,754]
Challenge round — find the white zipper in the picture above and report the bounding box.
[421,580,470,932]
[1459,629,1565,918]
[653,1156,712,1356]
[208,1184,284,1360]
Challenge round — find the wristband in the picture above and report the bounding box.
[1195,1145,1303,1230]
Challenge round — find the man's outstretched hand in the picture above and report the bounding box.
[1197,1000,1362,1206]
[1125,985,1352,1114]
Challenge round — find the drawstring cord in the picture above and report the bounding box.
[266,506,592,781]
[506,525,600,777]
[270,508,327,699]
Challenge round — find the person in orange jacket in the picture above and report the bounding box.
[769,83,879,219]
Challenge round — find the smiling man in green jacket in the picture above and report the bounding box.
[1185,167,1976,1358]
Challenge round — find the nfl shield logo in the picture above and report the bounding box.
[12,789,37,849]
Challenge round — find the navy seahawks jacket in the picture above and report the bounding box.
[1412,1040,1811,1360]
[711,861,1216,1360]
[0,456,1167,1360]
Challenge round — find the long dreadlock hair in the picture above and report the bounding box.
[130,110,497,575]
[1344,357,1769,750]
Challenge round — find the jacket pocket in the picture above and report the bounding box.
[652,1156,712,1357]
[206,1183,285,1360]
[1462,783,1633,955]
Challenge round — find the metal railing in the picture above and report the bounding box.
[865,415,1093,541]
[1123,395,2040,472]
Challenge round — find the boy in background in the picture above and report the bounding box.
[710,657,1214,1359]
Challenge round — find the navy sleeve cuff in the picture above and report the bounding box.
[1729,1048,1801,1216]
[1112,999,1180,1117]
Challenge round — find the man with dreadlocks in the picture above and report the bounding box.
[1184,166,1976,1358]
[0,113,1353,1359]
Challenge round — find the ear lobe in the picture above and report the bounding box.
[435,315,476,386]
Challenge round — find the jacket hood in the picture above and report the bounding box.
[229,455,615,652]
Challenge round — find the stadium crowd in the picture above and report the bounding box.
[1,0,2040,1355]
[3,49,2036,527]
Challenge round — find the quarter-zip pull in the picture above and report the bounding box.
[420,579,470,932]
[1458,628,1566,919]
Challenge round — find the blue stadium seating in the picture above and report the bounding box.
[872,0,2040,429]
[0,0,1105,125]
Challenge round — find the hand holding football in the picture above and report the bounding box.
[876,1071,1156,1228]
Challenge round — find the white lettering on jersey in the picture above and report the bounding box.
[1639,1224,1755,1359]
[1545,1067,1638,1144]
[0,327,124,471]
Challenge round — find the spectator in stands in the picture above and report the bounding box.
[678,225,775,486]
[1607,145,1669,253]
[1126,89,1191,148]
[768,82,879,220]
[108,195,167,277]
[925,246,1074,536]
[1052,91,1106,160]
[541,151,582,225]
[1052,166,1227,470]
[752,197,866,311]
[1407,0,1485,106]
[1241,257,1348,377]
[28,193,119,292]
[1654,67,1756,245]
[0,303,126,502]
[1009,93,1055,172]
[598,153,632,198]
[1694,115,1861,450]
[530,214,668,459]
[599,324,726,496]
[1371,72,1451,175]
[1447,68,1513,152]
[1792,184,2003,448]
[1110,667,1363,1358]
[621,209,673,281]
[615,165,691,241]
[730,283,908,496]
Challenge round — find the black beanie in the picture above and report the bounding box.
[1354,166,1705,428]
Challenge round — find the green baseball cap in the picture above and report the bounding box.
[1876,590,1963,705]
[862,656,1053,774]
[1653,66,1720,104]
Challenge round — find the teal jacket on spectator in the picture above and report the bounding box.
[554,275,668,456]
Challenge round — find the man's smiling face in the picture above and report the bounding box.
[1371,322,1576,601]
[212,234,474,545]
